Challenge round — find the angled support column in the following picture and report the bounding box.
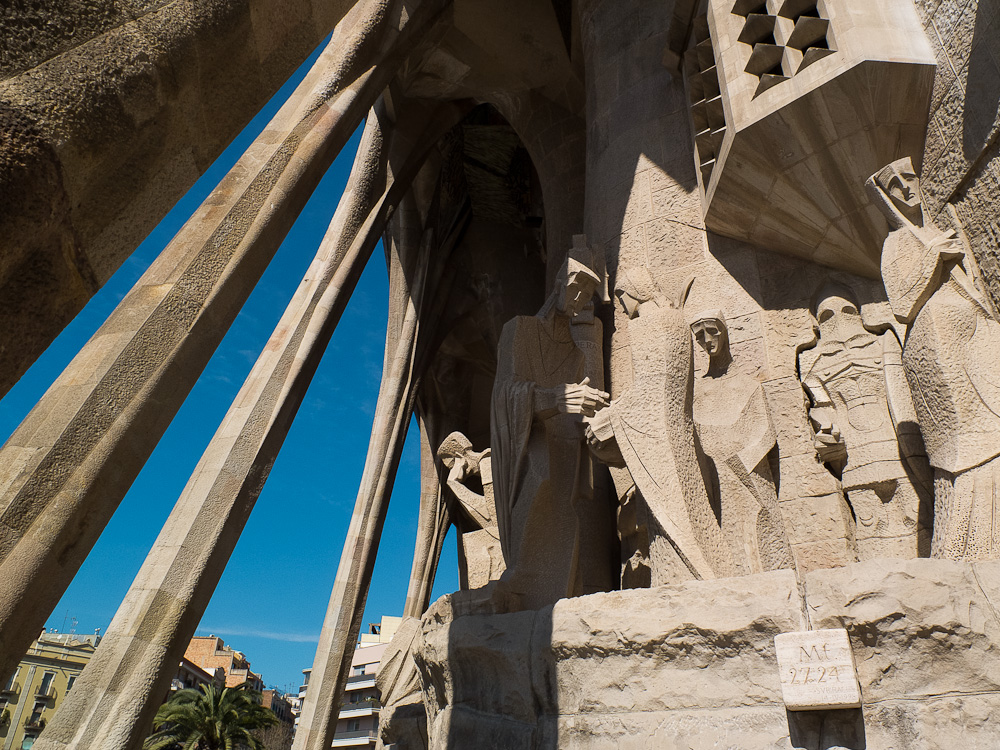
[33,94,471,750]
[294,193,470,750]
[402,412,451,618]
[0,0,451,686]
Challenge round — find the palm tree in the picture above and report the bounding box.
[145,682,279,750]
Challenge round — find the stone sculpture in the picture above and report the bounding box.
[869,157,1000,560]
[798,282,933,559]
[689,311,794,575]
[436,431,504,589]
[490,240,611,609]
[585,268,735,584]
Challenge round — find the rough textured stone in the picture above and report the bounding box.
[408,561,1000,749]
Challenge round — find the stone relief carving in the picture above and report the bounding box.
[869,157,1000,560]
[798,282,933,559]
[585,267,736,584]
[490,239,611,609]
[689,310,794,575]
[436,431,504,589]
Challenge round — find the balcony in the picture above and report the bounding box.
[24,717,46,732]
[341,698,380,710]
[331,729,377,747]
[0,683,18,699]
[345,673,374,685]
[35,685,56,700]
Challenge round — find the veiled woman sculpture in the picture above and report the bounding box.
[689,311,794,575]
[868,157,1000,559]
[585,267,736,584]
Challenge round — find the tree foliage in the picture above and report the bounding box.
[144,683,279,750]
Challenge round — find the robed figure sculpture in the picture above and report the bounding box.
[869,157,1000,560]
[490,239,614,609]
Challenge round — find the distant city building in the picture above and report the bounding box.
[169,657,225,695]
[184,635,265,691]
[0,629,101,750]
[296,616,401,749]
[261,688,295,726]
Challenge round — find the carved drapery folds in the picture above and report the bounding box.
[869,157,1000,560]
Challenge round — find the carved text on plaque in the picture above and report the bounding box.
[774,628,861,710]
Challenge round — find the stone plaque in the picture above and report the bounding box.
[774,628,861,710]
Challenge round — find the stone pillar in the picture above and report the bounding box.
[31,108,390,750]
[31,93,468,750]
[294,184,469,750]
[0,0,356,397]
[0,0,449,687]
[402,413,450,618]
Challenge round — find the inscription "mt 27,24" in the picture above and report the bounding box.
[774,628,862,710]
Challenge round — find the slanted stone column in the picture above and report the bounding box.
[402,414,450,618]
[294,187,469,750]
[31,92,469,750]
[0,0,450,687]
[32,109,388,750]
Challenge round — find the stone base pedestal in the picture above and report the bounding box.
[386,559,1000,749]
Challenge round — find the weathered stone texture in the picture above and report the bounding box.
[0,0,352,395]
[413,560,1000,749]
[915,1,1000,307]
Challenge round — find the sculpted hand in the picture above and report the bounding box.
[447,458,469,484]
[928,232,964,263]
[560,377,610,417]
[814,426,846,464]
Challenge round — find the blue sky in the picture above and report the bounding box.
[0,40,457,694]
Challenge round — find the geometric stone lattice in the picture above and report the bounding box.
[733,0,836,98]
[693,0,937,276]
[687,15,728,186]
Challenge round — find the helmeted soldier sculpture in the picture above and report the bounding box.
[798,281,933,559]
[869,156,1000,559]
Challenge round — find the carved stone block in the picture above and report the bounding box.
[774,628,862,710]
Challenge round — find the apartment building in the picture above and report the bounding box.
[294,616,400,749]
[0,630,100,750]
[184,636,264,691]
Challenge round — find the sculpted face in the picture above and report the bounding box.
[559,271,598,318]
[877,159,923,225]
[816,294,864,341]
[691,318,728,359]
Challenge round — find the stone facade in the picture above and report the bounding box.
[412,559,1000,749]
[1,1,999,749]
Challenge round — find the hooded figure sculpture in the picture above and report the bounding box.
[490,238,615,609]
[869,156,1000,560]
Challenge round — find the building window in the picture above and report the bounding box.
[4,669,18,692]
[347,719,361,732]
[21,737,35,750]
[66,676,76,692]
[38,672,54,696]
[351,666,364,676]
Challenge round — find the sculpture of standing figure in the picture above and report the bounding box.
[490,239,612,609]
[690,311,794,575]
[585,268,736,584]
[868,157,1000,560]
[798,282,933,559]
[436,432,504,589]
